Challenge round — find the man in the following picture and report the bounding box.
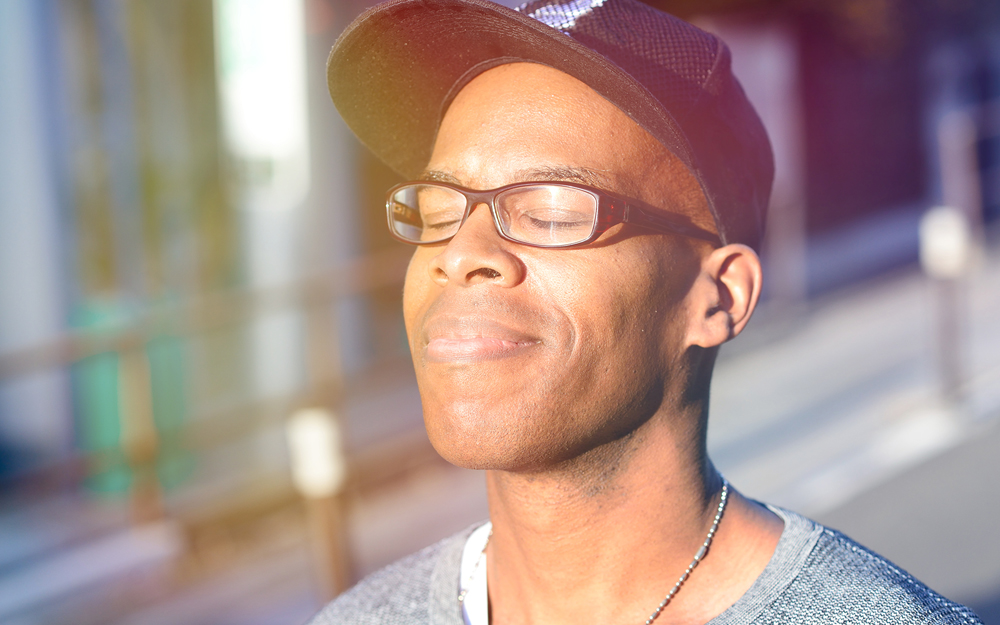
[310,0,983,623]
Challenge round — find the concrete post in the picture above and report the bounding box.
[919,206,972,403]
[286,407,352,599]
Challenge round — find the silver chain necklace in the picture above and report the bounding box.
[645,479,729,624]
[458,478,730,625]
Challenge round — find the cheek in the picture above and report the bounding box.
[541,245,656,332]
[548,242,690,374]
[527,252,649,386]
[402,251,432,340]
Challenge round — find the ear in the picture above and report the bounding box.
[684,244,763,349]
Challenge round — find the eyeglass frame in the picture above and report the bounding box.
[385,180,722,249]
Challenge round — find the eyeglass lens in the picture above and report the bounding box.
[388,184,600,246]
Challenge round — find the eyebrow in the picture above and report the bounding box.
[419,170,463,184]
[418,165,615,189]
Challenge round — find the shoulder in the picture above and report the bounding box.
[751,508,983,625]
[304,526,471,625]
[304,542,440,625]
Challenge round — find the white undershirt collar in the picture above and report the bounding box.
[459,522,492,625]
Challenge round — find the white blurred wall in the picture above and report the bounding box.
[0,0,73,458]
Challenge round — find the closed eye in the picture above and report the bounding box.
[520,210,591,230]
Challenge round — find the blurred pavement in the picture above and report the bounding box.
[817,415,1000,622]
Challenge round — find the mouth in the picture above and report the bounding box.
[425,336,540,362]
[422,318,541,363]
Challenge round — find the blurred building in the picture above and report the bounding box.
[0,1,400,622]
[664,0,1000,299]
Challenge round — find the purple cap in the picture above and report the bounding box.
[327,0,774,250]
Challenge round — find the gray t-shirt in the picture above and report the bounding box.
[306,507,983,624]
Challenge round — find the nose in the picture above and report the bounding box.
[427,203,526,287]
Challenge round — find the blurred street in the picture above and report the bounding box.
[817,409,1000,623]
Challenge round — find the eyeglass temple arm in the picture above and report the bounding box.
[624,202,722,246]
[390,199,423,227]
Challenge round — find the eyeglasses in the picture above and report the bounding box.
[386,180,721,248]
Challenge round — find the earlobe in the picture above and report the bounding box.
[685,244,763,349]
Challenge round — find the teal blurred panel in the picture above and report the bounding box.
[146,333,194,489]
[70,301,130,494]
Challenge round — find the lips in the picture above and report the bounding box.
[421,317,541,363]
[426,336,539,361]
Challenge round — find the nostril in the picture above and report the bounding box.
[468,268,501,280]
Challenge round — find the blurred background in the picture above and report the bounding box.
[0,0,998,623]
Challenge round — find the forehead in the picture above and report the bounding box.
[427,63,712,226]
[429,63,658,190]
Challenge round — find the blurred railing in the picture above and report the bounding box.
[0,246,439,616]
[0,248,409,379]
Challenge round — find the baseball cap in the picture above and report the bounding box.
[326,0,774,250]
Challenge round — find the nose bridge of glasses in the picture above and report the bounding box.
[457,188,500,231]
[462,188,496,211]
[460,198,501,241]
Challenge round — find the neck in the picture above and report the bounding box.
[484,409,732,625]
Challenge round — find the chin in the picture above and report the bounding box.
[424,404,518,470]
[421,399,563,472]
[421,378,666,476]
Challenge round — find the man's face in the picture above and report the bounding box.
[403,63,714,472]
